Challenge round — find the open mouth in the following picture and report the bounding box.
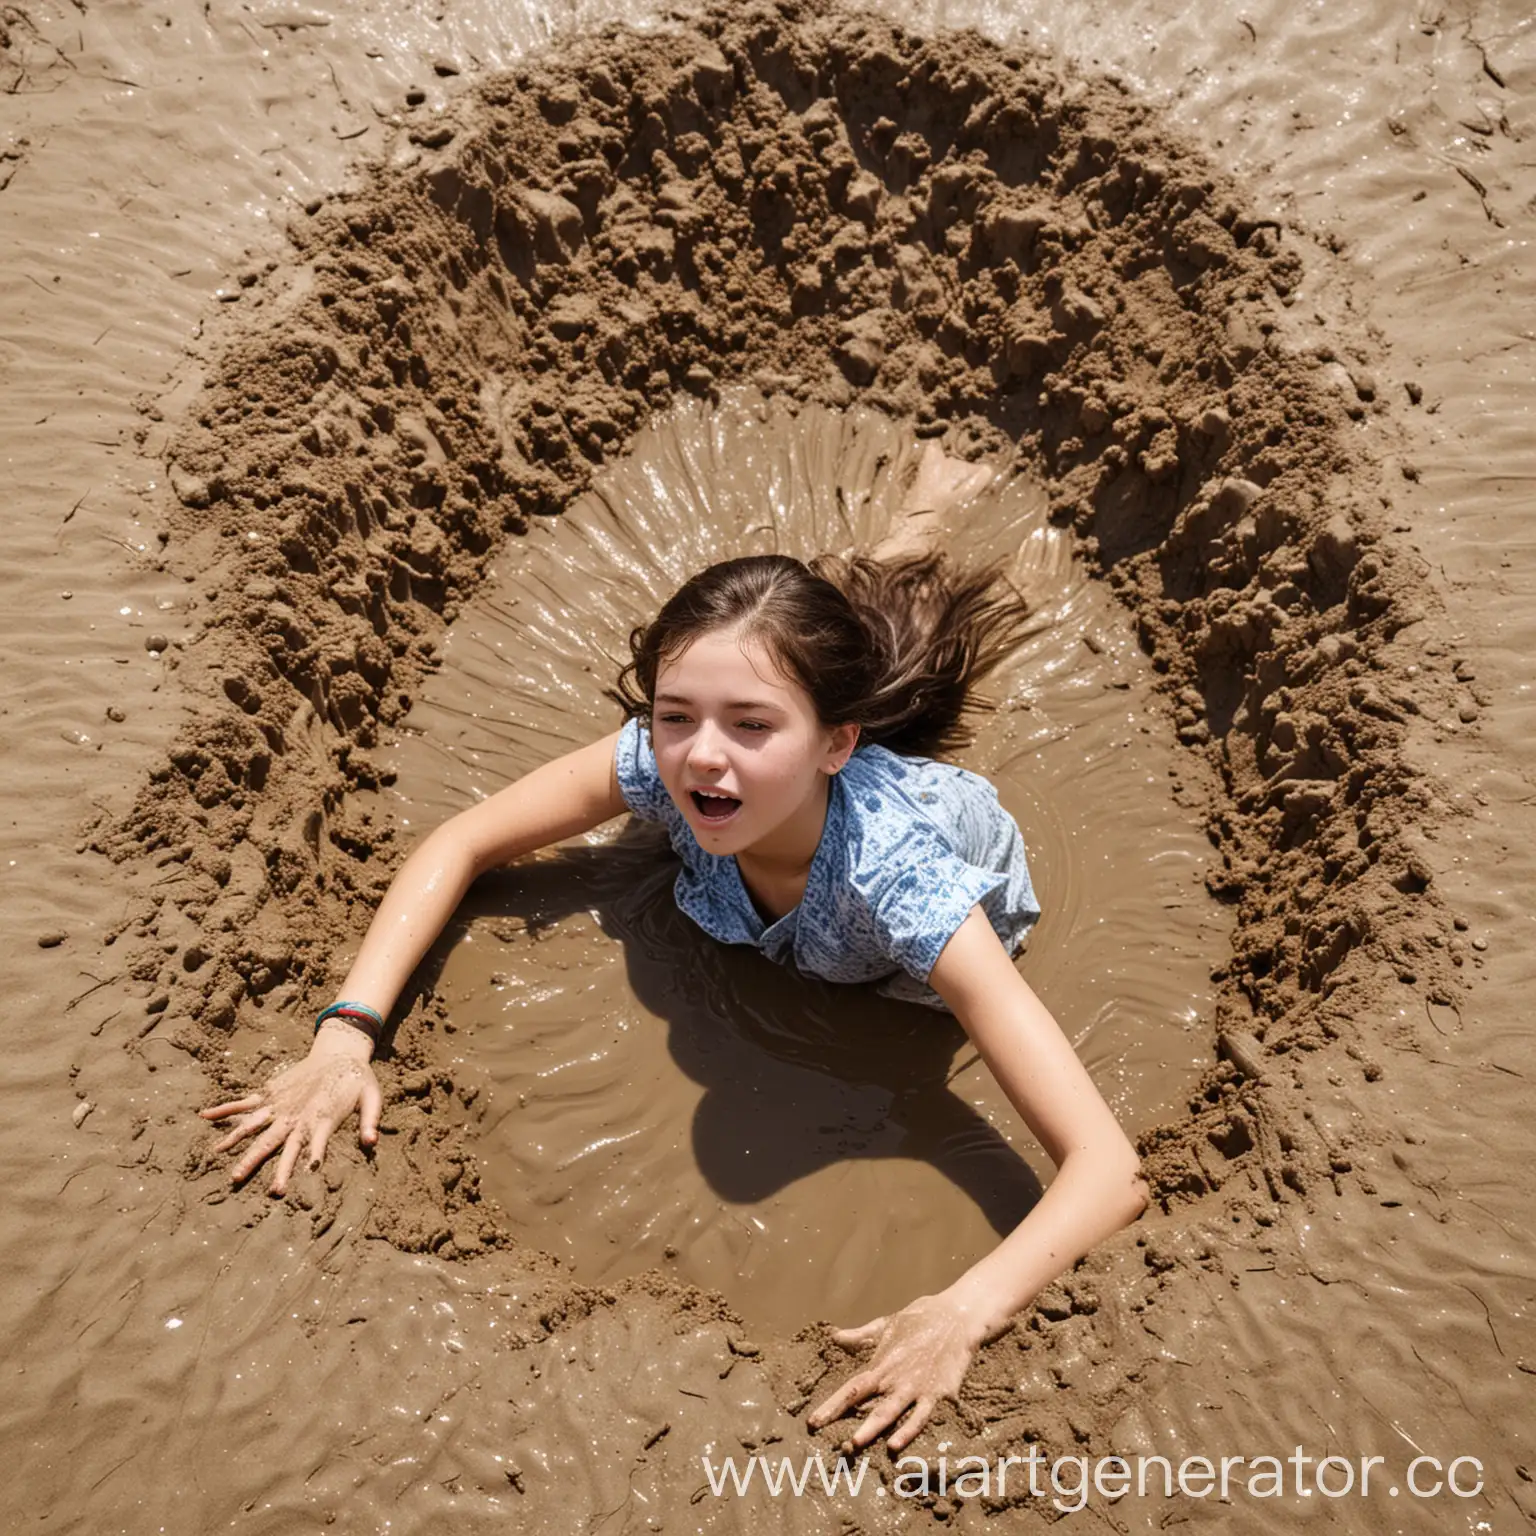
[690,790,743,824]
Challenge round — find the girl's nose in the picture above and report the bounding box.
[686,720,729,771]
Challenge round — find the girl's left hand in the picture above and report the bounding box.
[806,1292,996,1453]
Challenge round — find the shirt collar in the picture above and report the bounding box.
[729,770,844,939]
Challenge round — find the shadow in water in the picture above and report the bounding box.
[450,818,1046,1241]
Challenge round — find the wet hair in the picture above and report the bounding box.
[603,550,1036,759]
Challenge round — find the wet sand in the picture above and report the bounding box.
[2,0,1533,1530]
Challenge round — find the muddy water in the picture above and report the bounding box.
[372,389,1229,1333]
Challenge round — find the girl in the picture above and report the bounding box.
[200,443,1150,1454]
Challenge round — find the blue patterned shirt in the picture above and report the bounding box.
[613,716,1040,1012]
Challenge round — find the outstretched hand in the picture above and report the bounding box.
[806,1291,997,1453]
[198,1028,382,1196]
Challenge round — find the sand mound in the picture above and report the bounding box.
[82,0,1467,1475]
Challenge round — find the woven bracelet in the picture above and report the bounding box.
[314,1000,386,1042]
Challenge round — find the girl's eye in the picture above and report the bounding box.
[657,715,767,732]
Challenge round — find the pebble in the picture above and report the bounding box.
[146,633,170,654]
[169,467,211,509]
[106,705,126,722]
[1218,1029,1266,1080]
[1213,477,1262,514]
[38,931,67,948]
[1472,937,1488,952]
[72,1100,93,1128]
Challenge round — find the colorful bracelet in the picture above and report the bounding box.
[314,1000,386,1043]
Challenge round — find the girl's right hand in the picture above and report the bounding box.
[198,1024,383,1196]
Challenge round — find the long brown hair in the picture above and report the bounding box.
[603,550,1033,759]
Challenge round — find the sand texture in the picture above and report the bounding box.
[2,0,1533,1530]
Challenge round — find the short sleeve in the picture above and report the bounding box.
[614,716,672,823]
[868,829,1007,985]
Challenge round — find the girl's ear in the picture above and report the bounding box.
[826,722,860,774]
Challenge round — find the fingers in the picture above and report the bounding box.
[268,1125,311,1198]
[359,1073,382,1147]
[807,1370,879,1431]
[808,1317,888,1427]
[829,1318,885,1351]
[808,1309,942,1452]
[199,1093,266,1121]
[810,1374,936,1452]
[210,1105,273,1155]
[851,1391,917,1451]
[307,1118,332,1172]
[886,1397,937,1454]
[228,1121,291,1187]
[205,1063,383,1193]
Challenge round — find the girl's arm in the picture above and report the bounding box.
[808,906,1149,1450]
[924,907,1150,1330]
[328,726,629,1027]
[199,726,630,1194]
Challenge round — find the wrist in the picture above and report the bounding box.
[940,1275,1015,1348]
[314,998,385,1043]
[312,1017,377,1062]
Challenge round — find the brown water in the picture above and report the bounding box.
[376,390,1229,1332]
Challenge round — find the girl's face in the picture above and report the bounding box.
[650,627,858,858]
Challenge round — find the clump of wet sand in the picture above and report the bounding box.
[76,0,1471,1508]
